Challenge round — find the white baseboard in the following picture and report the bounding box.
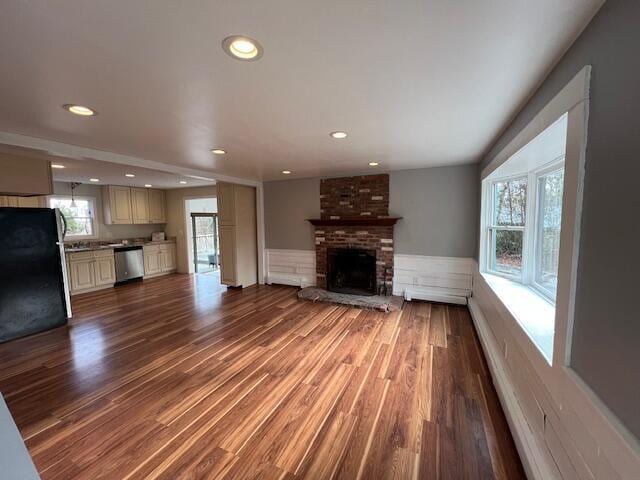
[404,287,467,305]
[393,254,473,303]
[468,298,559,480]
[265,249,316,288]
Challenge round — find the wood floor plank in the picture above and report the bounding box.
[0,274,525,479]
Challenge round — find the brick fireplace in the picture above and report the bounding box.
[308,174,400,295]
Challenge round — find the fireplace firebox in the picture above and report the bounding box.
[327,248,376,296]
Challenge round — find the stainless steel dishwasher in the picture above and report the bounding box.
[114,246,144,284]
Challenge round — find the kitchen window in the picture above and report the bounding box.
[48,196,98,239]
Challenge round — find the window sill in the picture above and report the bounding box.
[480,272,555,363]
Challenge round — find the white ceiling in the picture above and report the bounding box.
[49,157,216,190]
[0,144,215,189]
[0,1,603,181]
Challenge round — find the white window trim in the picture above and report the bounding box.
[48,195,99,240]
[479,66,590,395]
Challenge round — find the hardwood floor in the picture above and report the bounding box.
[0,274,525,479]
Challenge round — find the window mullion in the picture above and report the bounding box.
[523,172,537,285]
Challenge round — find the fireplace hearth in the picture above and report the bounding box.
[327,248,376,296]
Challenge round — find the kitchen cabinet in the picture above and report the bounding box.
[103,186,133,224]
[217,182,236,226]
[148,189,166,223]
[94,255,117,286]
[0,153,53,196]
[143,243,176,277]
[218,225,237,285]
[216,183,257,287]
[67,249,116,294]
[160,243,176,271]
[131,188,150,224]
[102,185,166,225]
[0,195,46,207]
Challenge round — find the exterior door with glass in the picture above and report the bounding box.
[191,213,219,273]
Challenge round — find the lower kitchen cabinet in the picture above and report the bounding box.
[143,243,176,278]
[67,249,116,295]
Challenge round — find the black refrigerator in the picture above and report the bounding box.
[0,207,71,343]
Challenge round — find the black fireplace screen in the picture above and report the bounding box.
[327,248,376,296]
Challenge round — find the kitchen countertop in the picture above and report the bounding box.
[65,239,176,253]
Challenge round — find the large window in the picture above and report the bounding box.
[481,113,568,362]
[486,164,564,303]
[489,177,527,277]
[48,196,97,239]
[535,167,564,298]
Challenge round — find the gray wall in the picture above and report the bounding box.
[264,178,319,251]
[264,164,478,258]
[481,0,640,440]
[389,166,478,257]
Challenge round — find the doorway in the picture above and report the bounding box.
[184,197,218,276]
[191,213,219,274]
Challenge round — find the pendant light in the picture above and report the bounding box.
[70,182,81,208]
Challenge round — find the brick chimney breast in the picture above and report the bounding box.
[320,174,389,219]
[315,174,394,294]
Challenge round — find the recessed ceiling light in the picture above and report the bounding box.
[63,104,96,116]
[125,173,135,177]
[282,170,291,175]
[330,131,348,139]
[222,35,263,61]
[144,184,152,188]
[368,162,379,166]
[51,164,65,169]
[89,178,100,182]
[211,149,226,155]
[179,180,188,184]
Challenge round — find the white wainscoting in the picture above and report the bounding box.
[471,263,640,480]
[265,249,316,288]
[392,254,473,305]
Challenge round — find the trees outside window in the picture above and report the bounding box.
[48,196,97,239]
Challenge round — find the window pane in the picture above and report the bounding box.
[49,197,94,237]
[536,169,564,296]
[491,229,523,275]
[494,178,527,226]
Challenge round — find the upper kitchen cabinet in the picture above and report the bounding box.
[103,186,133,224]
[148,189,166,223]
[217,182,236,226]
[130,187,150,224]
[0,195,46,207]
[102,185,166,225]
[0,153,53,196]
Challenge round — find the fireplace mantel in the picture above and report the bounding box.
[307,217,401,227]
